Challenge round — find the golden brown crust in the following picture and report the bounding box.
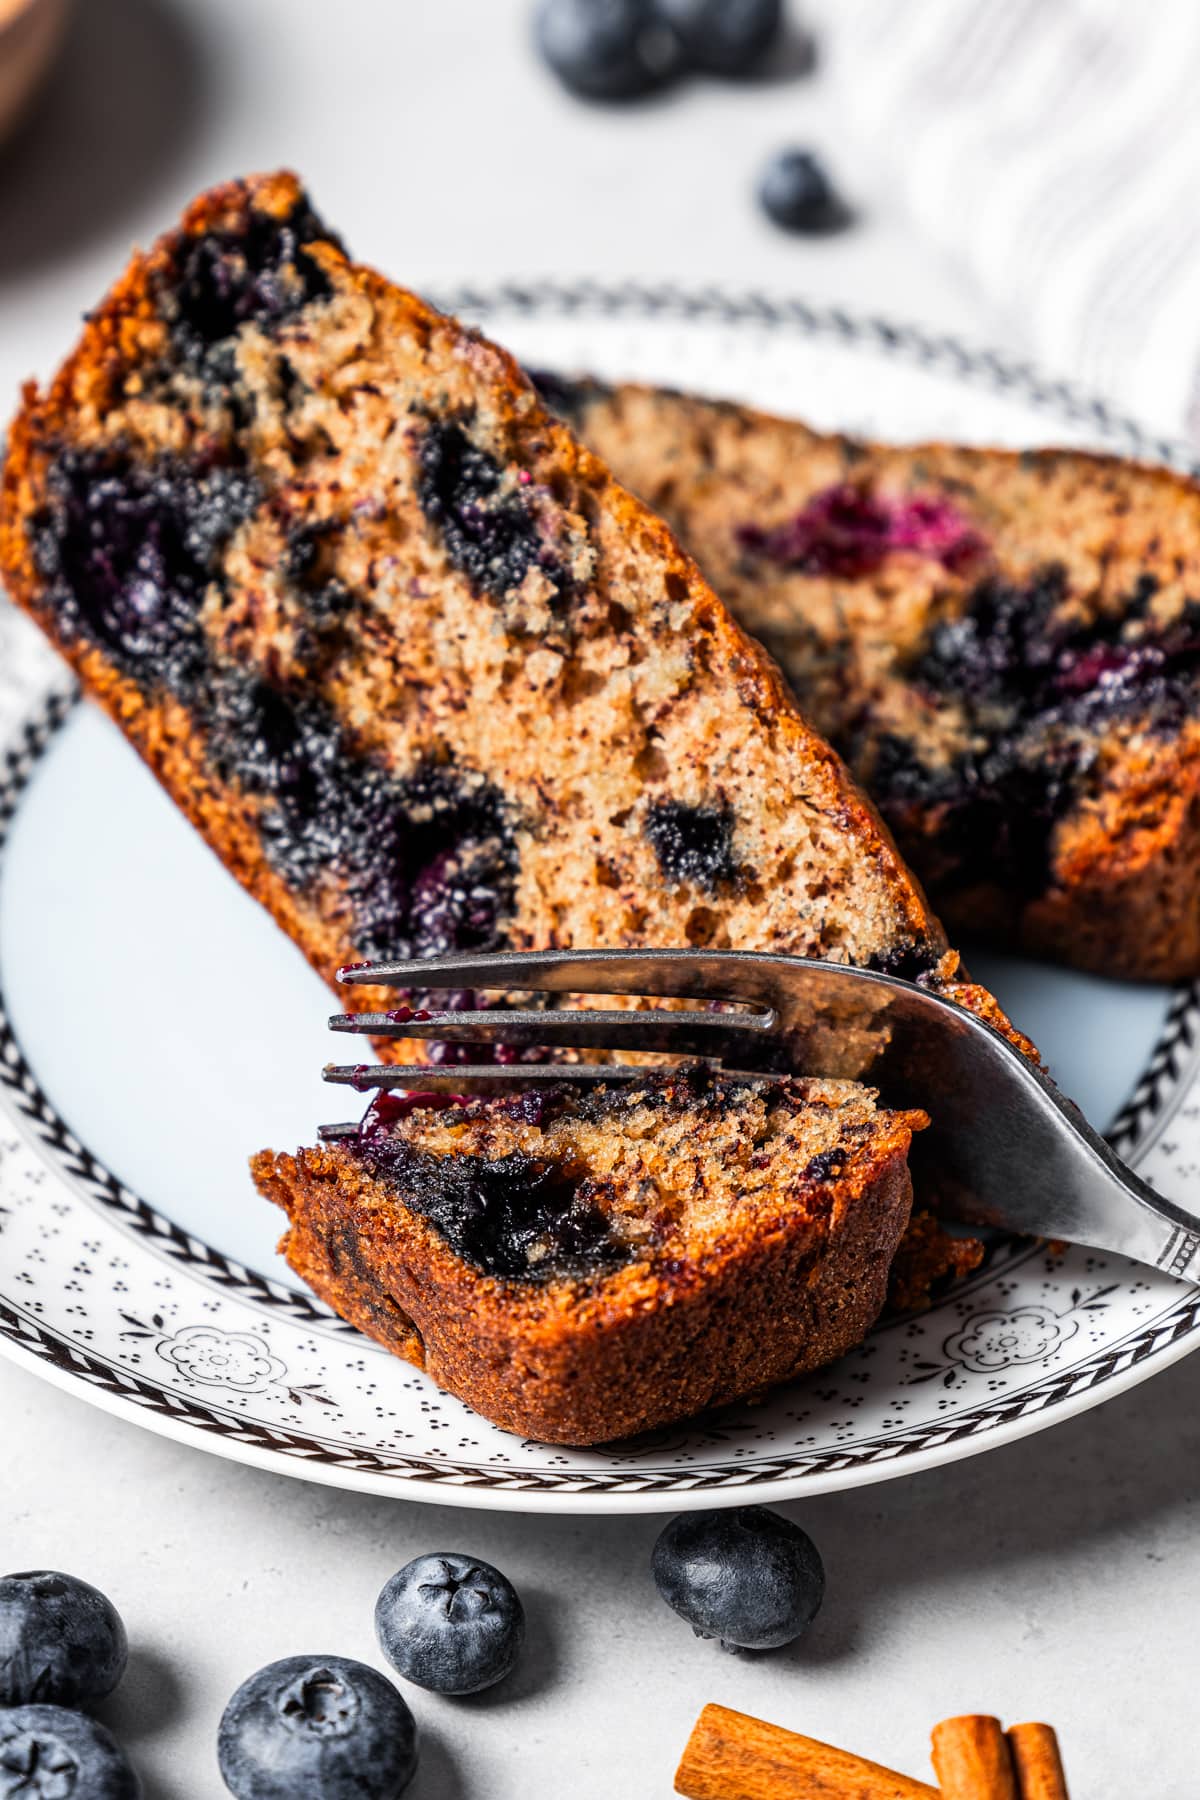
[251,1110,919,1445]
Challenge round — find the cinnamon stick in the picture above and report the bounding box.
[930,1715,1019,1800]
[1006,1722,1070,1800]
[0,0,67,147]
[675,1702,938,1800]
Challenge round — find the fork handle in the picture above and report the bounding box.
[1106,1044,1200,1280]
[1149,1217,1200,1280]
[994,1106,1200,1281]
[1121,1188,1200,1281]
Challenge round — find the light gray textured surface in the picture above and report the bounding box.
[1,3,1197,1795]
[7,1352,1200,1799]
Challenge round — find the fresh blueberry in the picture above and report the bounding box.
[758,148,851,233]
[0,1571,128,1708]
[653,0,782,74]
[0,1705,140,1799]
[652,1507,825,1651]
[375,1555,525,1695]
[217,1656,416,1800]
[535,0,682,100]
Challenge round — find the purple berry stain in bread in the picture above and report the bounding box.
[285,521,355,626]
[737,481,985,578]
[913,566,1200,729]
[416,419,572,605]
[644,798,741,891]
[368,1087,559,1129]
[406,839,507,959]
[358,1090,471,1129]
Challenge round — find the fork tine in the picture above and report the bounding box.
[322,1061,771,1091]
[316,1058,773,1141]
[335,948,783,1004]
[327,1006,776,1054]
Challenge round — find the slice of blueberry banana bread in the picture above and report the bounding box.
[252,1067,926,1444]
[540,376,1200,982]
[0,171,1026,1062]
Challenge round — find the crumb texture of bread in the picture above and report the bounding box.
[549,378,1200,982]
[0,170,1028,1058]
[252,1069,926,1444]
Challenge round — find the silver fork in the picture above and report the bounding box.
[322,948,1200,1281]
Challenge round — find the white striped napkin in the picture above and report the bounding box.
[809,0,1200,442]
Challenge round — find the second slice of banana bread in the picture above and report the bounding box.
[544,376,1200,982]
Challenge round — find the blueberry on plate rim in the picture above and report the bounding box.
[0,1570,128,1708]
[653,0,783,75]
[0,1705,140,1800]
[217,1655,417,1800]
[375,1553,525,1695]
[535,0,682,100]
[652,1505,825,1651]
[758,147,851,233]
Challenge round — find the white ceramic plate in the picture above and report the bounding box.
[1,286,1198,1513]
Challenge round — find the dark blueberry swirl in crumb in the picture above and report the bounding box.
[871,566,1200,897]
[164,193,344,369]
[354,1137,625,1282]
[30,446,260,701]
[205,684,519,963]
[865,941,944,983]
[31,445,519,965]
[415,419,573,607]
[644,799,742,893]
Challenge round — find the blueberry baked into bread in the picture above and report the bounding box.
[252,1068,926,1444]
[541,377,1200,982]
[0,173,1010,1430]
